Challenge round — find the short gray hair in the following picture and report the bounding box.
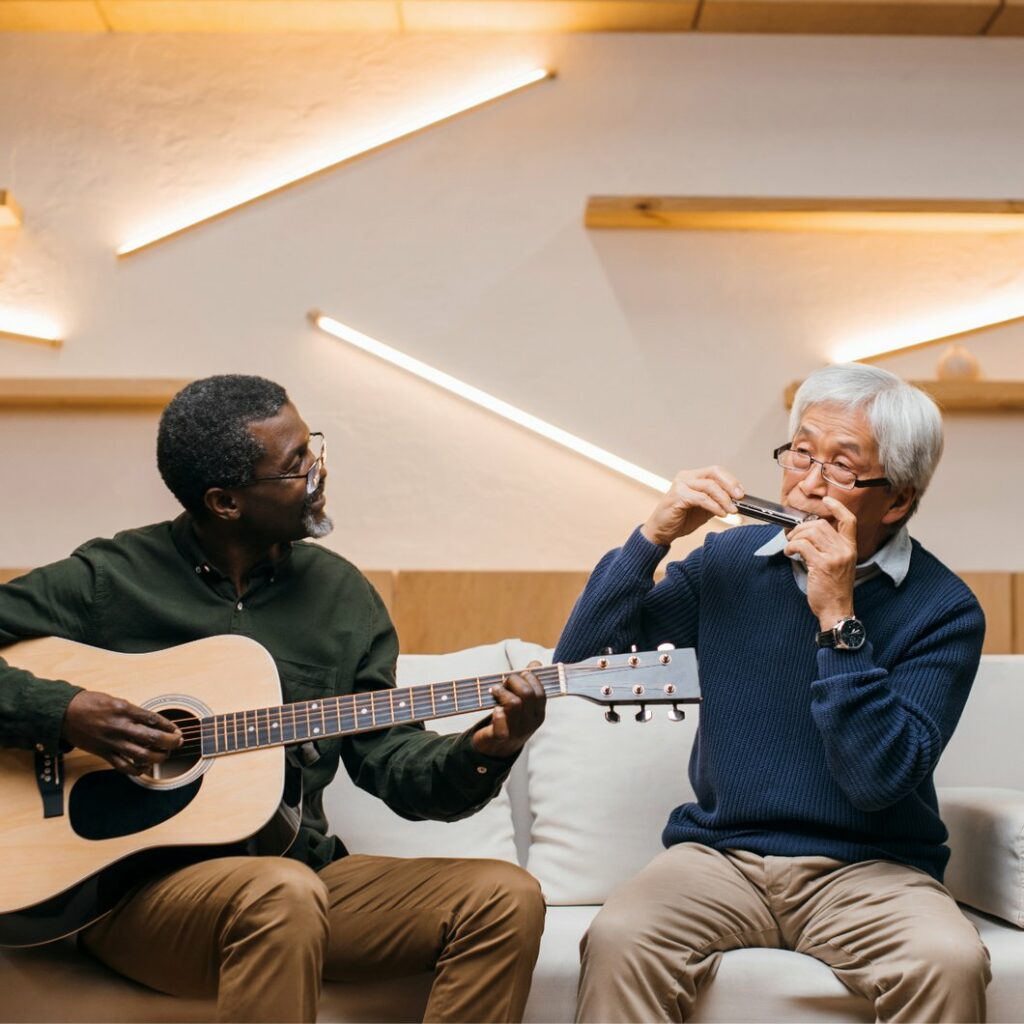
[788,363,943,522]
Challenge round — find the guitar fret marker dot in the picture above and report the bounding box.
[311,703,319,710]
[313,727,321,734]
[272,722,278,729]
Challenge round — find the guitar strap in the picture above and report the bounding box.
[34,748,65,818]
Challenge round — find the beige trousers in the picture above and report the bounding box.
[577,843,990,1024]
[81,853,545,1024]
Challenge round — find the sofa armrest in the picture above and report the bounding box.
[940,787,1024,929]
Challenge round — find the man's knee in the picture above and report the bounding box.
[581,898,657,968]
[223,858,329,947]
[459,859,545,941]
[917,928,991,989]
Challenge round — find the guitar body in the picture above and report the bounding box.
[0,635,288,947]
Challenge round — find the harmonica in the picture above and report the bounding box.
[734,495,818,529]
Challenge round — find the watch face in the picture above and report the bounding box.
[838,619,866,649]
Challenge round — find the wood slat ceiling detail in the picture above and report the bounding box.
[0,0,1021,35]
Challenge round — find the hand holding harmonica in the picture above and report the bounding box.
[641,466,747,547]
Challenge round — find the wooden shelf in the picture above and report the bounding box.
[0,379,192,411]
[585,197,1024,233]
[0,190,21,229]
[784,379,1024,413]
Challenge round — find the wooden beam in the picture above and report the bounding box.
[0,190,22,229]
[697,0,998,35]
[401,1,699,32]
[98,1,401,32]
[784,379,1024,413]
[585,196,1024,233]
[0,2,107,31]
[0,378,191,411]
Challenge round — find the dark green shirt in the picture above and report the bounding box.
[0,516,514,870]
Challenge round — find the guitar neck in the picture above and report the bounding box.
[200,665,566,757]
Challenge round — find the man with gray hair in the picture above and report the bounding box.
[555,363,989,1022]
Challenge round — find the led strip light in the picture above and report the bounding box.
[117,67,553,257]
[310,311,673,493]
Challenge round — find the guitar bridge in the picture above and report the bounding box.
[34,747,65,818]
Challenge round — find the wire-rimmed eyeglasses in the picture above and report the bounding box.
[247,433,326,495]
[773,443,889,491]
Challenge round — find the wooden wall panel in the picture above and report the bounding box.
[391,571,590,654]
[2,567,1020,655]
[1015,574,1024,654]
[959,572,1013,655]
[363,570,396,616]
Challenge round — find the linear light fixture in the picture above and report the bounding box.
[0,313,63,348]
[310,311,672,493]
[116,67,553,257]
[832,301,1024,363]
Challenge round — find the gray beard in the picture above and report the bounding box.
[302,503,334,539]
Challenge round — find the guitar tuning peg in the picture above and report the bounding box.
[604,707,620,724]
[657,642,676,652]
[667,705,685,722]
[635,706,652,723]
[602,647,614,656]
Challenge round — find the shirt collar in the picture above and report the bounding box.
[170,512,293,583]
[754,525,911,587]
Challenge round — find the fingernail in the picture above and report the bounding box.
[733,487,743,498]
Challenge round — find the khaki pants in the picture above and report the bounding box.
[81,854,545,1024]
[577,844,990,1024]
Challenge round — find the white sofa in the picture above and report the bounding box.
[2,642,1023,1023]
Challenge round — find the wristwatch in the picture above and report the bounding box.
[816,616,867,651]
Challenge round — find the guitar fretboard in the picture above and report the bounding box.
[200,667,565,757]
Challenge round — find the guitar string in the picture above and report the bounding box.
[161,664,628,741]
[158,663,675,757]
[165,668,570,746]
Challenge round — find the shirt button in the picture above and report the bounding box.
[195,566,202,574]
[475,765,488,775]
[236,601,243,611]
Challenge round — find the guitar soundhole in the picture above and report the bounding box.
[154,707,203,781]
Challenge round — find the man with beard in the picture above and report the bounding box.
[0,375,546,1023]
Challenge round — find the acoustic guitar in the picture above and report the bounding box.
[0,635,699,947]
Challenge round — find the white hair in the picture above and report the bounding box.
[788,363,943,522]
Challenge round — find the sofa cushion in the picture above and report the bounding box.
[320,641,519,864]
[936,656,1024,790]
[507,640,697,905]
[941,787,1024,929]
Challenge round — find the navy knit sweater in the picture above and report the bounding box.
[554,524,985,881]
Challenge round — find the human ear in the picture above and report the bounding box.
[204,487,241,522]
[881,486,915,525]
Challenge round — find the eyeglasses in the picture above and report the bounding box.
[247,433,326,495]
[773,443,890,491]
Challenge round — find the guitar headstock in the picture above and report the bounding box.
[562,645,700,723]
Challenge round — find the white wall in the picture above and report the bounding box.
[1,31,1022,571]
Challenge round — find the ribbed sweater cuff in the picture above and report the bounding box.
[814,645,876,683]
[618,526,669,581]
